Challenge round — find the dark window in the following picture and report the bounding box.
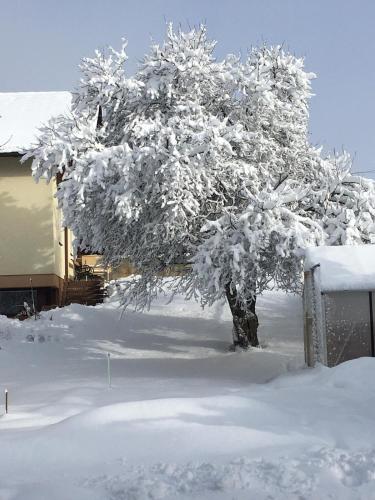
[0,289,37,316]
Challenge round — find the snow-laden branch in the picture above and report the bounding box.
[24,25,375,312]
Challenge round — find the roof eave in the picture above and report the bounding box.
[0,151,23,157]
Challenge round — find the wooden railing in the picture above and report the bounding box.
[61,279,107,307]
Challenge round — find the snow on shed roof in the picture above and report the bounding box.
[0,91,71,153]
[305,245,375,292]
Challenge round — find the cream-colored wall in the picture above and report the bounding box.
[51,178,75,279]
[0,156,73,279]
[66,227,75,278]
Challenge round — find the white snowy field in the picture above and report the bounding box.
[0,287,375,500]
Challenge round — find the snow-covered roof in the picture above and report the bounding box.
[0,91,71,153]
[305,245,375,292]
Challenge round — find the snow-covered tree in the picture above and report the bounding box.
[25,25,375,349]
[185,45,375,347]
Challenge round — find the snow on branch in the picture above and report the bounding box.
[24,24,375,311]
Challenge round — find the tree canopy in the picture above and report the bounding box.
[26,25,375,346]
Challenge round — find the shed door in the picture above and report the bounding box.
[324,291,373,367]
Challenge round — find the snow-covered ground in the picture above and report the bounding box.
[0,287,374,499]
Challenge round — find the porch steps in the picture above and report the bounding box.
[61,279,107,307]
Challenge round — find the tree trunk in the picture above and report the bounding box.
[225,284,259,349]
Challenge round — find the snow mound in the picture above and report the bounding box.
[0,314,19,340]
[2,287,374,499]
[87,447,375,500]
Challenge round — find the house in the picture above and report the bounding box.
[304,245,375,367]
[0,91,75,315]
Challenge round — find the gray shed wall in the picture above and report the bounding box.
[324,291,373,367]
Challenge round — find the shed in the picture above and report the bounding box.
[304,245,375,367]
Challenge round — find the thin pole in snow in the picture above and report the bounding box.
[5,389,8,414]
[30,278,37,320]
[107,353,111,389]
[369,292,375,357]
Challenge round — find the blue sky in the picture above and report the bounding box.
[1,0,374,175]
